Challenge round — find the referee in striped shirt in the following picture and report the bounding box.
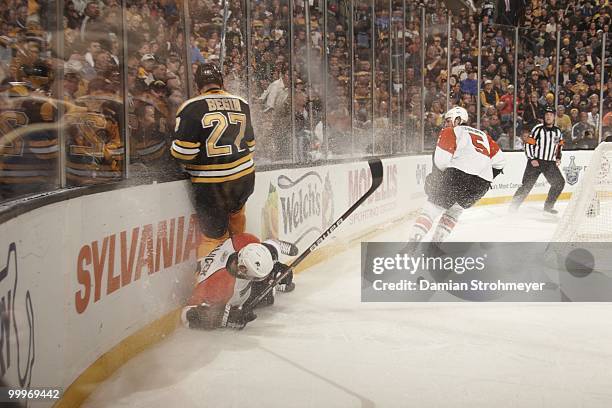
[511,106,565,214]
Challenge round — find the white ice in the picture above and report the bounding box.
[83,201,612,408]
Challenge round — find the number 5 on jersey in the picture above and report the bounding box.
[469,132,490,157]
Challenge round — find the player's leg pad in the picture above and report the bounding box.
[409,201,445,242]
[431,204,463,242]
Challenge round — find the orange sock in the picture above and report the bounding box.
[228,206,246,235]
[196,231,229,259]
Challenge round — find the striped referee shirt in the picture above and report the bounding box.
[524,123,563,161]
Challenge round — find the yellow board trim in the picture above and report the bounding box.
[191,166,254,183]
[170,149,197,161]
[54,310,181,408]
[185,153,253,170]
[476,192,572,206]
[174,140,201,149]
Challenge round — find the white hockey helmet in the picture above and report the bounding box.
[237,243,274,281]
[443,106,469,127]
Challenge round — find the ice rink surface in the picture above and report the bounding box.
[83,201,612,408]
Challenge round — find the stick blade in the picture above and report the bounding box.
[368,158,384,191]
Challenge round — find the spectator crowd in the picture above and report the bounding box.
[0,0,611,202]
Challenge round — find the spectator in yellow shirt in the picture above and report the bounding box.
[480,79,499,109]
[555,105,572,138]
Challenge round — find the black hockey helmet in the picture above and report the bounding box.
[194,62,223,90]
[544,106,556,114]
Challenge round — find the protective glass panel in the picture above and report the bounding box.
[448,11,478,129]
[326,0,353,159]
[250,0,292,164]
[372,0,392,156]
[388,0,404,154]
[352,0,374,158]
[402,3,422,153]
[125,0,186,182]
[220,0,249,98]
[0,1,60,201]
[516,26,556,148]
[62,1,127,187]
[479,23,517,150]
[557,30,603,149]
[300,0,325,162]
[423,8,448,151]
[603,36,611,144]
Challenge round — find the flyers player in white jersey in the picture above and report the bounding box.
[409,107,505,242]
[181,232,294,330]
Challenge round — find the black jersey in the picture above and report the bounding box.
[64,95,124,185]
[0,94,58,187]
[171,88,255,184]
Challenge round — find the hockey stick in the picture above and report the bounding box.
[242,158,384,313]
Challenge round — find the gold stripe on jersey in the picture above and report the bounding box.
[246,140,255,147]
[171,139,200,161]
[185,157,253,178]
[29,139,57,147]
[171,141,200,154]
[185,153,253,170]
[190,166,254,183]
[170,149,198,161]
[174,140,201,149]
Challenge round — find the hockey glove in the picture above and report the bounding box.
[183,304,225,330]
[272,262,295,293]
[220,304,257,330]
[251,279,276,307]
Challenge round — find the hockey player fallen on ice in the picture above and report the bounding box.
[181,233,294,330]
[409,106,505,242]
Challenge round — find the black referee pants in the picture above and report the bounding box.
[512,159,565,209]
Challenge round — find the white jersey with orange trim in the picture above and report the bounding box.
[434,125,505,182]
[188,233,261,308]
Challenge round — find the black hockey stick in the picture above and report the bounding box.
[242,158,384,313]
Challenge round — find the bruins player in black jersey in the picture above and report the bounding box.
[0,60,58,199]
[171,63,256,259]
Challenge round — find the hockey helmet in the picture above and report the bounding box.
[237,243,274,281]
[443,106,469,127]
[194,62,223,90]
